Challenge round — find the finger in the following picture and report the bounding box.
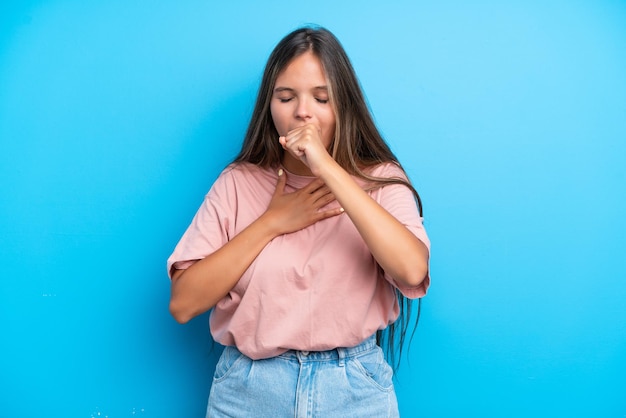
[315,207,345,221]
[307,185,328,198]
[284,129,301,145]
[287,139,306,158]
[312,192,337,207]
[282,137,305,159]
[288,123,318,136]
[273,168,287,196]
[278,136,287,149]
[301,178,326,194]
[286,125,306,137]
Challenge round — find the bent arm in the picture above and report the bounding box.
[169,171,342,323]
[318,159,429,288]
[169,214,278,324]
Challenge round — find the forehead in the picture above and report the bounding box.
[275,51,328,85]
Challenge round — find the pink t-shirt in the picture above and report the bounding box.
[167,162,430,360]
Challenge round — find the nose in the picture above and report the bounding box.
[294,98,312,121]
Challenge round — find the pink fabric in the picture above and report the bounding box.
[167,162,430,360]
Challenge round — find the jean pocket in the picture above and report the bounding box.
[213,346,246,382]
[350,346,394,392]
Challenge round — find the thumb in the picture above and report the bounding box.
[274,168,287,195]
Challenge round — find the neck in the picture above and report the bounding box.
[281,154,314,176]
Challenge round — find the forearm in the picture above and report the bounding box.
[318,158,429,287]
[169,214,278,323]
[169,166,344,323]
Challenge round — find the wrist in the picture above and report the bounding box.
[313,153,341,180]
[258,210,284,239]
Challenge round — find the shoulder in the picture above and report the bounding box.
[212,163,273,189]
[207,163,276,204]
[219,162,268,179]
[365,161,409,181]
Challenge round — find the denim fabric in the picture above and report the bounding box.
[206,335,399,418]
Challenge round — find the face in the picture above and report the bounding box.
[270,51,336,151]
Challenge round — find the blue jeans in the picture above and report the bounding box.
[206,335,399,417]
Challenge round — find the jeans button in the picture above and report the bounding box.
[301,351,309,356]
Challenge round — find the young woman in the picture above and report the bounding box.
[167,26,430,417]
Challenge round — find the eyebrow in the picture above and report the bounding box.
[273,86,328,93]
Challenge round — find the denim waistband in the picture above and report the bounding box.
[277,334,377,363]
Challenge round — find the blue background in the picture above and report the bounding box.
[1,1,625,417]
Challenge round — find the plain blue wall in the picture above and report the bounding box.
[1,1,625,417]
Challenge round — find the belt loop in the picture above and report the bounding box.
[337,347,346,367]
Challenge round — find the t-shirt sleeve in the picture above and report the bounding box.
[166,177,232,279]
[375,165,431,299]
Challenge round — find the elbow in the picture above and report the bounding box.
[169,280,216,324]
[400,241,429,288]
[396,260,429,288]
[169,271,197,324]
[405,267,428,288]
[169,299,193,324]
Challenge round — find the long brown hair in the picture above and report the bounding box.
[233,26,424,370]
